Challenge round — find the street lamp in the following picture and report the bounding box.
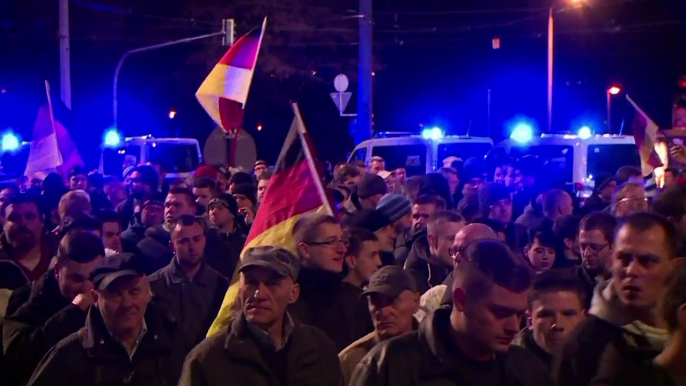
[548,0,587,133]
[607,85,622,132]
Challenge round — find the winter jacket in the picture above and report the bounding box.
[179,312,344,386]
[350,307,553,386]
[394,228,426,267]
[203,227,246,279]
[515,203,547,231]
[2,271,88,386]
[512,328,553,371]
[288,267,373,352]
[148,259,229,381]
[571,265,608,309]
[122,224,147,247]
[137,225,173,273]
[403,236,450,295]
[0,233,59,283]
[591,343,677,386]
[554,280,667,386]
[27,304,178,386]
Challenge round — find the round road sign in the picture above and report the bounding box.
[334,74,349,92]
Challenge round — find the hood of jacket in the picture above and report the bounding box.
[589,279,668,350]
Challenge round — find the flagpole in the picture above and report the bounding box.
[292,103,334,215]
[44,80,65,171]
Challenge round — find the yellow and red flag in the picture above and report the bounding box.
[207,103,332,336]
[626,95,663,176]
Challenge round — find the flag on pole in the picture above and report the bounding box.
[25,81,83,179]
[196,18,266,166]
[207,103,332,337]
[626,95,663,194]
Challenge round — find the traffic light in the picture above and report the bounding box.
[222,19,236,47]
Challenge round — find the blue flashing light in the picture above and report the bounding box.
[1,131,20,152]
[422,127,444,140]
[578,126,592,139]
[103,129,121,148]
[510,123,534,143]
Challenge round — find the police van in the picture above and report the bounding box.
[348,131,494,175]
[495,133,641,196]
[100,135,202,180]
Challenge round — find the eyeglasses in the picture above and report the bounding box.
[449,245,467,258]
[306,239,348,249]
[615,197,649,206]
[579,242,609,255]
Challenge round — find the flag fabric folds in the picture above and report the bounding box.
[207,104,332,337]
[626,95,663,176]
[196,18,266,165]
[25,82,83,179]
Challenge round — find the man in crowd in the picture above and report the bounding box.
[405,211,465,294]
[335,164,362,187]
[354,173,387,210]
[67,166,88,191]
[192,178,219,213]
[205,193,247,279]
[95,210,123,253]
[179,246,343,386]
[615,165,643,185]
[553,215,582,267]
[58,190,92,226]
[539,189,574,232]
[0,195,57,284]
[339,266,420,384]
[26,253,178,386]
[121,192,165,247]
[257,169,272,205]
[342,228,381,289]
[480,182,527,251]
[344,209,397,266]
[376,193,412,265]
[652,183,686,255]
[611,181,648,220]
[148,215,229,380]
[582,173,616,214]
[513,269,586,370]
[3,230,104,385]
[232,183,257,225]
[395,194,445,267]
[370,156,385,174]
[555,212,678,386]
[290,213,373,351]
[138,187,197,272]
[253,160,268,179]
[351,240,551,385]
[116,165,159,229]
[575,212,617,308]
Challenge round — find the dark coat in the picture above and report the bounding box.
[204,227,246,279]
[288,267,373,352]
[137,226,173,274]
[122,224,147,247]
[403,235,450,295]
[2,271,88,386]
[394,228,426,267]
[512,328,553,371]
[590,343,675,386]
[116,197,136,230]
[179,313,344,386]
[26,304,178,386]
[350,307,553,386]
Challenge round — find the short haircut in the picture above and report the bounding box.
[527,269,586,310]
[427,211,464,236]
[167,187,196,207]
[258,169,273,181]
[68,165,88,179]
[579,212,617,244]
[619,212,678,259]
[335,164,360,183]
[471,217,507,234]
[662,261,686,331]
[170,214,205,239]
[94,210,119,229]
[343,227,378,258]
[56,229,105,265]
[229,172,253,186]
[615,166,642,185]
[405,176,423,192]
[371,156,384,163]
[293,213,340,245]
[439,167,458,178]
[58,190,92,221]
[652,184,686,221]
[1,193,43,218]
[352,160,366,169]
[553,215,582,242]
[542,189,570,216]
[193,177,217,191]
[413,194,447,211]
[453,240,533,302]
[612,181,644,207]
[528,229,556,249]
[61,213,101,236]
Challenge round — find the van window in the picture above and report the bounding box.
[350,147,366,162]
[438,143,492,164]
[509,145,573,187]
[148,143,200,173]
[372,144,426,176]
[587,145,640,179]
[102,145,140,177]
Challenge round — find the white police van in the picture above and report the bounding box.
[348,130,494,175]
[100,135,202,180]
[495,133,641,195]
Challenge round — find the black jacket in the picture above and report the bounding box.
[403,235,450,295]
[179,312,343,386]
[512,328,553,371]
[204,227,246,279]
[27,304,178,386]
[2,271,87,386]
[350,307,553,386]
[591,343,676,386]
[288,267,373,352]
[394,228,426,267]
[137,226,173,274]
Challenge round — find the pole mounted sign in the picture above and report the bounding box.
[330,74,355,117]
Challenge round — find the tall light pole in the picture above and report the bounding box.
[607,86,621,133]
[59,0,71,109]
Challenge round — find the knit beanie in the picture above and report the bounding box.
[231,183,257,207]
[376,193,412,224]
[357,173,387,199]
[195,165,220,180]
[479,182,511,217]
[343,209,392,233]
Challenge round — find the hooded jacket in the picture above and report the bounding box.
[137,226,173,273]
[554,280,667,386]
[403,235,451,295]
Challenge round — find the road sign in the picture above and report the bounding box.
[331,92,351,113]
[334,74,349,92]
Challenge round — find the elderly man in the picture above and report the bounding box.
[339,266,420,384]
[179,246,343,386]
[611,181,648,220]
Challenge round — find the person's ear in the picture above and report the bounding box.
[427,234,437,249]
[345,255,356,269]
[452,287,466,312]
[297,242,309,260]
[92,290,99,306]
[289,283,300,304]
[563,238,574,250]
[169,240,175,254]
[526,309,532,329]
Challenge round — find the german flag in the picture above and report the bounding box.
[207,103,332,336]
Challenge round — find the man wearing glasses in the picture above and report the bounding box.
[611,181,648,220]
[575,212,617,308]
[289,213,373,351]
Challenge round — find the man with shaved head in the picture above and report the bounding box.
[414,223,498,320]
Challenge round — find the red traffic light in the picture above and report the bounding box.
[679,76,686,89]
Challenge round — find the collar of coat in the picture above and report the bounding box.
[166,258,212,286]
[80,303,173,361]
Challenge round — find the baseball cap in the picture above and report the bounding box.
[90,253,146,291]
[239,246,300,281]
[362,266,418,298]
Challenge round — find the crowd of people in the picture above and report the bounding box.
[0,151,685,386]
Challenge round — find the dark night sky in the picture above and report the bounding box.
[1,0,685,167]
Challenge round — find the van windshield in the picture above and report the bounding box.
[148,143,200,173]
[509,144,573,187]
[371,144,426,176]
[587,144,641,179]
[437,142,492,165]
